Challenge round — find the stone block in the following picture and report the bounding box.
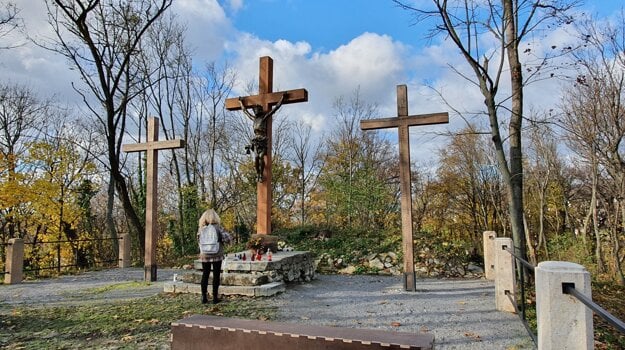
[164,281,286,297]
[494,237,516,313]
[483,231,496,280]
[535,261,592,350]
[5,238,23,284]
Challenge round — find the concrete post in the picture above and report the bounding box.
[5,238,24,284]
[483,231,496,280]
[494,237,516,313]
[119,234,131,268]
[535,261,592,350]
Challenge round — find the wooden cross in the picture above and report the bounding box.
[122,117,185,282]
[225,56,308,235]
[360,85,448,291]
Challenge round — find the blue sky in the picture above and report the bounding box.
[232,1,417,52]
[1,0,623,162]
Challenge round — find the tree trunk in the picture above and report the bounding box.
[617,202,625,285]
[106,174,119,254]
[538,182,549,259]
[503,0,526,261]
[523,214,537,266]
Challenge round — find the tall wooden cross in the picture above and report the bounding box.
[360,85,448,291]
[122,117,185,282]
[225,56,308,235]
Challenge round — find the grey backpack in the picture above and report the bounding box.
[199,225,220,254]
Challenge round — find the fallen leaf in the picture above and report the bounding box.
[420,326,429,332]
[148,319,159,325]
[390,322,401,327]
[133,319,144,323]
[464,332,482,341]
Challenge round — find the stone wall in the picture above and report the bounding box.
[315,251,484,278]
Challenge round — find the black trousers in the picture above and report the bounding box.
[201,260,222,300]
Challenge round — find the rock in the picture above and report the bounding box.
[451,266,465,276]
[467,263,484,274]
[389,267,401,276]
[182,264,194,270]
[369,258,385,270]
[338,265,357,275]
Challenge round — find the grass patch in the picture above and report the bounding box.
[592,282,625,350]
[0,293,277,349]
[78,281,153,295]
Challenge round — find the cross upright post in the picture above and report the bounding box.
[361,85,448,291]
[122,117,185,281]
[225,56,308,235]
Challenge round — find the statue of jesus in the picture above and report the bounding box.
[238,93,286,182]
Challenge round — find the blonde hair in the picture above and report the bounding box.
[198,208,221,227]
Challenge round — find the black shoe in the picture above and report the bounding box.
[201,295,208,304]
[213,298,220,304]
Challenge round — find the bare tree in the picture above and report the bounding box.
[288,120,324,225]
[394,0,577,259]
[0,1,21,49]
[560,14,625,284]
[525,122,563,261]
[44,0,172,254]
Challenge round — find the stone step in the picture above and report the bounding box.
[194,250,314,272]
[164,280,286,297]
[178,271,270,286]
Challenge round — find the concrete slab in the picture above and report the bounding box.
[164,281,286,297]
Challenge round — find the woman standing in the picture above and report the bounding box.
[197,209,232,304]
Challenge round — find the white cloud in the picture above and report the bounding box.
[225,32,409,134]
[227,0,244,13]
[171,0,234,62]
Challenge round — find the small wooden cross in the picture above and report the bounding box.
[225,56,308,235]
[122,117,185,282]
[361,85,448,291]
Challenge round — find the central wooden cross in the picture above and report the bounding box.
[225,56,308,235]
[361,85,448,291]
[122,117,185,281]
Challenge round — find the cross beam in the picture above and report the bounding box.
[122,117,185,282]
[225,56,308,235]
[360,85,449,291]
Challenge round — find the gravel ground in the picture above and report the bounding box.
[0,267,176,306]
[0,268,535,349]
[268,274,535,349]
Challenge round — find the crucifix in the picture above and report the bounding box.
[225,56,308,235]
[122,117,185,281]
[361,85,448,291]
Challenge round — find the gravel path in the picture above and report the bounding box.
[0,267,176,306]
[0,268,534,349]
[268,274,535,349]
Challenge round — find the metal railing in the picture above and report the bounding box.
[502,244,625,345]
[563,283,625,335]
[503,247,537,346]
[2,236,122,278]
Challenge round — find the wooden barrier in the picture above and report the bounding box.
[171,315,434,350]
